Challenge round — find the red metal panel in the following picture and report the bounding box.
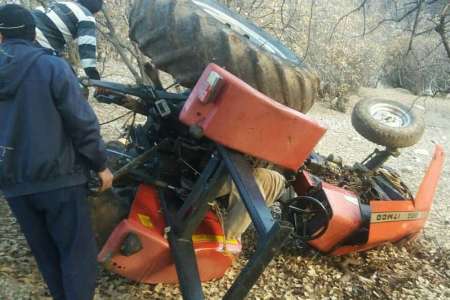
[179,63,326,171]
[97,219,235,283]
[308,183,362,253]
[98,185,241,283]
[293,171,318,195]
[331,145,444,255]
[331,201,424,255]
[128,183,166,235]
[414,145,445,211]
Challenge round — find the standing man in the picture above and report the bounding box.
[32,0,103,80]
[0,4,112,300]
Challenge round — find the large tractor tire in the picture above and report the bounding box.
[129,0,319,113]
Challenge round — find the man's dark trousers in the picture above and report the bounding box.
[6,184,97,300]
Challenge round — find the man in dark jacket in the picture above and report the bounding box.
[0,4,113,300]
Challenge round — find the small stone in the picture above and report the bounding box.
[401,166,414,173]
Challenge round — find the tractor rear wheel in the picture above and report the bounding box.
[129,0,319,113]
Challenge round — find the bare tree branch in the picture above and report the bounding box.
[435,4,450,61]
[303,0,315,60]
[98,4,143,83]
[406,0,423,56]
[329,0,368,40]
[362,3,367,36]
[365,2,421,35]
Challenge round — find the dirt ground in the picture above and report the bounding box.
[0,73,449,299]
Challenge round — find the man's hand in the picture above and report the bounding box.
[97,168,114,192]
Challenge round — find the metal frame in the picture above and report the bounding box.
[362,147,400,171]
[160,146,292,299]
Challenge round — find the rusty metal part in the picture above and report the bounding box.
[113,143,161,182]
[304,155,413,204]
[377,168,413,199]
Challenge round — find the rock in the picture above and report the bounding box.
[401,166,414,173]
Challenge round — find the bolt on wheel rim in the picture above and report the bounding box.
[369,103,411,128]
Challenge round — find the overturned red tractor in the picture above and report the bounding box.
[85,64,443,299]
[84,0,445,299]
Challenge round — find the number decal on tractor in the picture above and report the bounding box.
[371,211,428,223]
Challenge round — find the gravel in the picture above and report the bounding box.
[1,73,449,299]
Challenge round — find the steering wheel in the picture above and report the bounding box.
[283,196,331,241]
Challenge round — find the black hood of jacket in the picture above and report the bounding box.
[0,39,49,101]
